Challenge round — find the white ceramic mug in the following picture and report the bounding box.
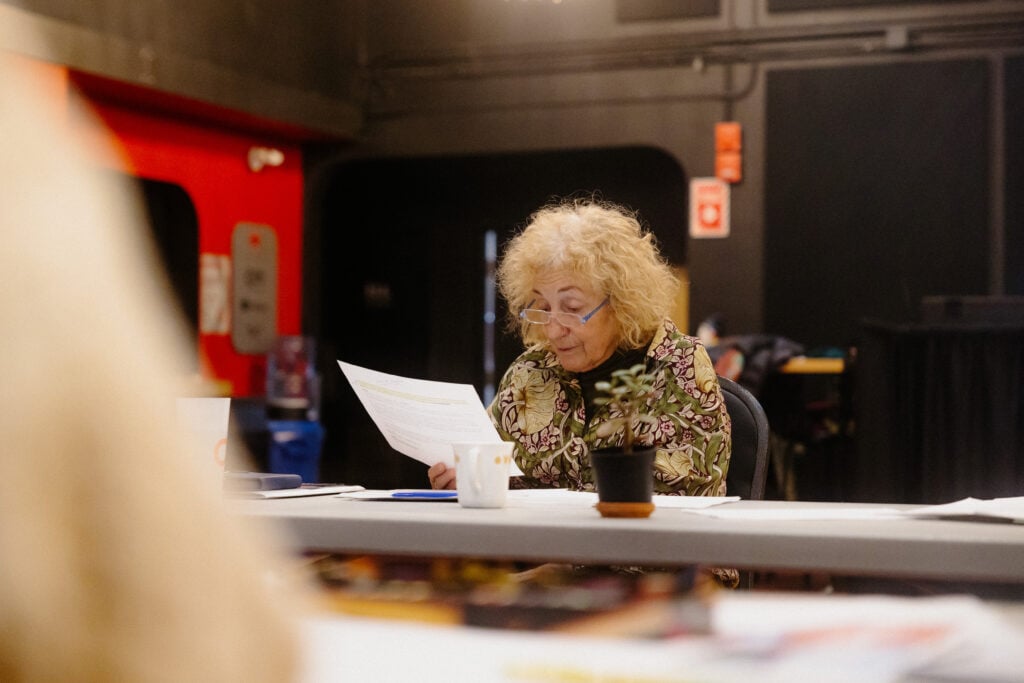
[453,441,514,508]
[175,397,231,490]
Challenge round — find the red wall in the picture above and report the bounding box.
[74,82,305,397]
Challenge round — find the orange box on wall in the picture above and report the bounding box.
[715,121,742,151]
[715,122,743,183]
[716,151,743,183]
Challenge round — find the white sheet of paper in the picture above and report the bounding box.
[339,361,522,474]
[654,494,741,508]
[502,490,739,508]
[900,496,1024,523]
[684,506,905,520]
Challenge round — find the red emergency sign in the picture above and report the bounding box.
[689,177,730,238]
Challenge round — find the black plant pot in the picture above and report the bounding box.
[589,447,656,518]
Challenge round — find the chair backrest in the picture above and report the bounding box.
[718,376,770,500]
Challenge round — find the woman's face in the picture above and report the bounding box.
[528,270,619,372]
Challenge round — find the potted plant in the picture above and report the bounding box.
[590,363,659,518]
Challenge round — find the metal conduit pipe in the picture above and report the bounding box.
[363,12,1023,118]
[367,12,1024,82]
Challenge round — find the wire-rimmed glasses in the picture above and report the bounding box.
[519,297,610,327]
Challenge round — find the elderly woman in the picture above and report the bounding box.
[430,197,731,497]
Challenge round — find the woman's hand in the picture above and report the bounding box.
[427,462,457,490]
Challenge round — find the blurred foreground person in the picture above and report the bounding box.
[0,50,304,682]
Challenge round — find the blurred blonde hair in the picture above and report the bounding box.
[496,196,679,350]
[0,52,303,682]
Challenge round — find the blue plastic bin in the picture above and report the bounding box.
[267,419,323,483]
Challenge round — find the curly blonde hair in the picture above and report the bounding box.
[497,197,679,350]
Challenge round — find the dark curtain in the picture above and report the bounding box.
[853,321,1024,504]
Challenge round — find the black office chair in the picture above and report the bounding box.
[719,376,770,500]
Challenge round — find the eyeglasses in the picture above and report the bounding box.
[519,297,610,327]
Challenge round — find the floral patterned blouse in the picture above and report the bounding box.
[488,318,732,496]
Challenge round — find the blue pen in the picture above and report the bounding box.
[391,490,458,499]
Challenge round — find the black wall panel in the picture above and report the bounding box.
[768,0,972,11]
[1006,55,1024,296]
[616,0,719,22]
[765,60,991,349]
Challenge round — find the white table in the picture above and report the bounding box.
[230,494,1024,584]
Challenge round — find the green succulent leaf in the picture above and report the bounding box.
[593,362,657,455]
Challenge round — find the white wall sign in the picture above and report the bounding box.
[689,177,730,239]
[199,253,231,334]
